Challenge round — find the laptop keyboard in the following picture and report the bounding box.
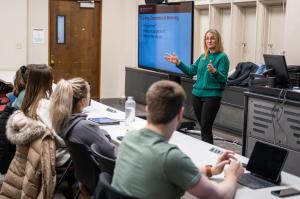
[238,173,276,189]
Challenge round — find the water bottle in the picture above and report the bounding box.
[125,96,136,126]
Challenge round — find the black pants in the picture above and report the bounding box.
[192,95,221,144]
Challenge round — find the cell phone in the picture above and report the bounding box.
[271,188,300,198]
[116,136,124,141]
[88,117,120,126]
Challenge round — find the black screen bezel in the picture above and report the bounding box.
[247,141,288,183]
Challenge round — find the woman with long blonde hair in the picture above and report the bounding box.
[165,29,229,144]
[50,77,114,158]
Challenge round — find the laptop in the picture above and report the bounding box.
[263,54,290,88]
[238,141,288,189]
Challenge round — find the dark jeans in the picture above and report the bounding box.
[192,95,221,144]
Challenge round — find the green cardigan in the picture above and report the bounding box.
[177,52,229,97]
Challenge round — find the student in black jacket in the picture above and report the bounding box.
[0,106,16,174]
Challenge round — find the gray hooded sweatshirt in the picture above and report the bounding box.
[59,113,115,158]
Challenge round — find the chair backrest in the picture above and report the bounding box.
[0,106,16,174]
[91,143,116,175]
[99,172,139,199]
[66,141,100,194]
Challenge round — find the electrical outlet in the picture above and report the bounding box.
[16,42,23,49]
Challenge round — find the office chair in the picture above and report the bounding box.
[54,159,73,190]
[99,172,139,199]
[90,143,116,175]
[66,141,100,197]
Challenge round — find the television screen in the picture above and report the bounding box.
[138,2,194,76]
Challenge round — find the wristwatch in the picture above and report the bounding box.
[205,165,213,178]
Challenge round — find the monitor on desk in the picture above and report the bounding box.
[263,54,290,88]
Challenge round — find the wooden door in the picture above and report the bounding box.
[50,0,101,100]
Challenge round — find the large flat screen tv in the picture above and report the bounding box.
[138,1,194,76]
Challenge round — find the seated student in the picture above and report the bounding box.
[112,80,244,199]
[0,112,56,199]
[0,107,16,174]
[20,64,70,167]
[49,77,115,158]
[11,65,29,109]
[0,65,29,173]
[0,83,56,198]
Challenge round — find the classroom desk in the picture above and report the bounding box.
[1,70,300,198]
[0,68,300,199]
[86,100,300,199]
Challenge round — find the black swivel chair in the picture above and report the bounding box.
[66,141,100,197]
[90,143,116,175]
[99,172,139,199]
[54,159,75,196]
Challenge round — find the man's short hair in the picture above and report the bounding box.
[146,80,186,124]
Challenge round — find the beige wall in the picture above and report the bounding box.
[0,0,27,70]
[0,0,48,69]
[284,0,300,65]
[28,0,49,65]
[0,0,139,98]
[101,0,138,98]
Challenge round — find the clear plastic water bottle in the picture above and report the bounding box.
[125,96,136,126]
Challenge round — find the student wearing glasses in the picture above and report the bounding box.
[165,29,229,144]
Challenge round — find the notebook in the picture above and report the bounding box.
[238,141,288,189]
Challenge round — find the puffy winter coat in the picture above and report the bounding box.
[0,111,56,199]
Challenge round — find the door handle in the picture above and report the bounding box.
[50,55,55,66]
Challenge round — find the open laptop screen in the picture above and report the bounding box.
[247,141,288,183]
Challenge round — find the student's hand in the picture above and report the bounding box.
[164,53,180,65]
[212,150,236,175]
[224,159,244,180]
[207,60,216,73]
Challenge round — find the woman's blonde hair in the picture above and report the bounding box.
[21,64,53,119]
[203,29,224,57]
[50,77,89,132]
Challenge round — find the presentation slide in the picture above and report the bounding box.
[138,3,193,75]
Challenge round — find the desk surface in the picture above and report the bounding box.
[85,100,300,199]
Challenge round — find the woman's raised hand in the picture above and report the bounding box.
[207,60,216,73]
[164,53,180,65]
